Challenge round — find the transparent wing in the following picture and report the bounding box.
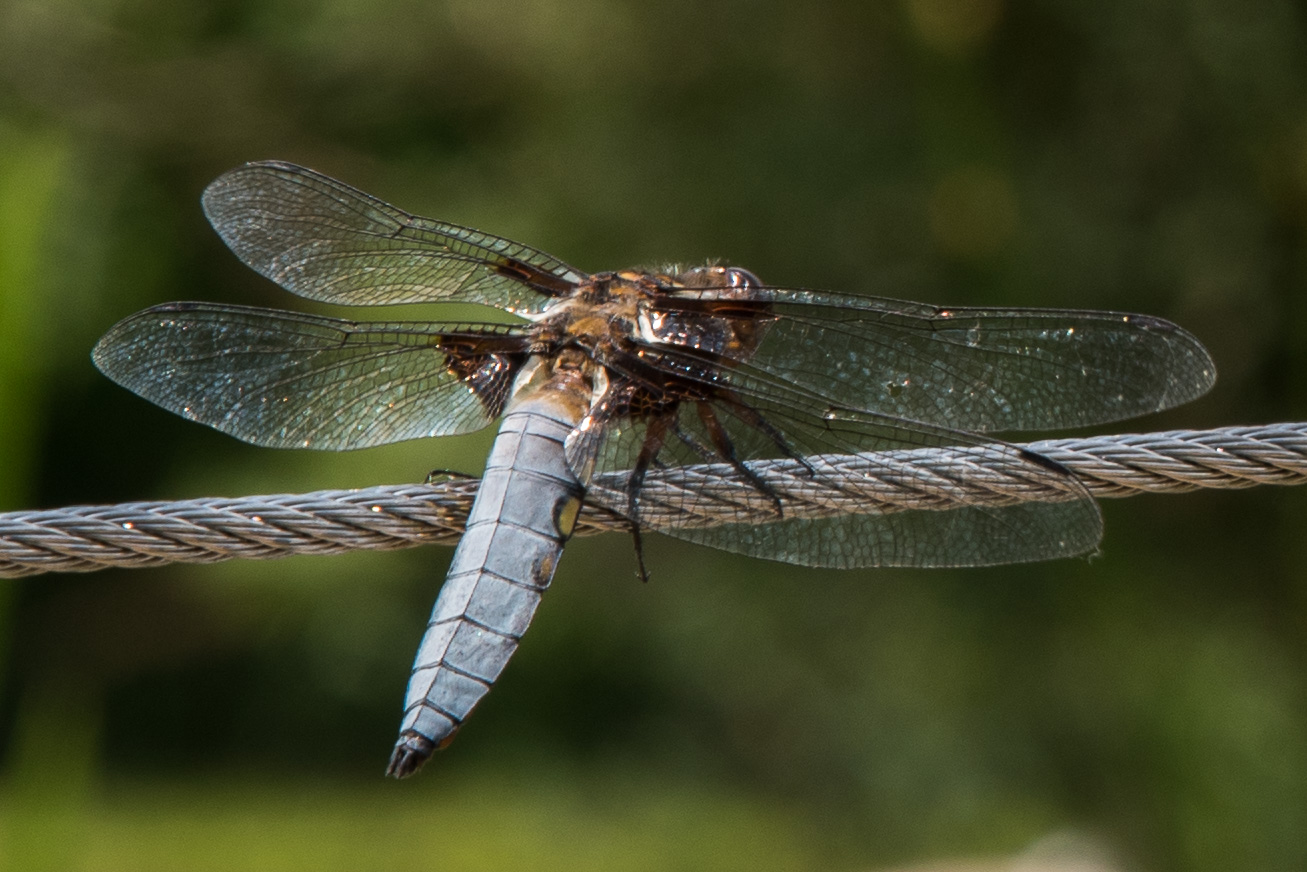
[92,303,530,450]
[567,368,1101,569]
[202,161,586,315]
[656,289,1216,432]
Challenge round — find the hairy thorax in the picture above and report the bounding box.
[531,264,772,368]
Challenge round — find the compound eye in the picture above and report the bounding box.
[677,264,764,293]
[685,264,762,285]
[720,267,761,289]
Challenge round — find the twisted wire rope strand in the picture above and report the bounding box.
[3,422,1306,578]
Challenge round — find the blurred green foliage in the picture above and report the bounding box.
[1,0,1306,870]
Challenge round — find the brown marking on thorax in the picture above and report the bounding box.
[539,271,653,353]
[529,265,773,417]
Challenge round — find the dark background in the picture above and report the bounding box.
[1,1,1305,870]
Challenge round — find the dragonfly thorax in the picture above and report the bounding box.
[534,271,655,354]
[535,265,773,364]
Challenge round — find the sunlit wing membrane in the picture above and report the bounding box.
[654,289,1216,432]
[92,303,529,450]
[567,354,1102,568]
[202,162,585,315]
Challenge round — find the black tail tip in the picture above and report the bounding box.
[386,734,436,779]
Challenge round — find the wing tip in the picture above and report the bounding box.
[1146,318,1218,411]
[201,160,320,221]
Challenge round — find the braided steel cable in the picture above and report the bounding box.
[3,422,1305,578]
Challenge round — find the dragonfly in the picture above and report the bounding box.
[92,161,1216,777]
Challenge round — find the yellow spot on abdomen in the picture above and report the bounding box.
[555,494,582,539]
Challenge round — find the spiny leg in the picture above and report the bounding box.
[669,417,719,462]
[694,402,785,520]
[719,396,817,478]
[424,468,478,485]
[624,412,674,582]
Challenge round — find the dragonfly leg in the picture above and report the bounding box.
[424,468,477,485]
[720,397,817,477]
[623,413,674,583]
[695,402,785,518]
[669,418,719,462]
